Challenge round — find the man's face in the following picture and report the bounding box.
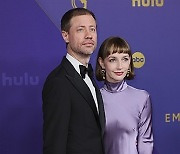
[62,15,97,57]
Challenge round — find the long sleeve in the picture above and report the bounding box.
[43,77,71,154]
[138,94,153,154]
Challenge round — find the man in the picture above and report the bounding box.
[42,8,105,154]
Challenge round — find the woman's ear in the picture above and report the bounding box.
[98,57,105,69]
[61,31,69,43]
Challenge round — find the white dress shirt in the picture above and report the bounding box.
[66,53,99,113]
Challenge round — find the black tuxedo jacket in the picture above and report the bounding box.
[42,57,105,154]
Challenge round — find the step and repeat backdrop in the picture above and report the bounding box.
[1,0,180,154]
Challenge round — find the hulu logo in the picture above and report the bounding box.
[132,0,164,7]
[2,73,39,86]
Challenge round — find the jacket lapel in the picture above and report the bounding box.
[90,77,105,136]
[61,57,100,127]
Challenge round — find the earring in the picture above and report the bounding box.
[126,69,130,77]
[101,69,106,80]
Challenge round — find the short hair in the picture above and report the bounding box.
[95,36,135,81]
[61,8,96,32]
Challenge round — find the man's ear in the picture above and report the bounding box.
[98,57,105,69]
[61,31,69,43]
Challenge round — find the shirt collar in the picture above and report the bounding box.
[104,80,128,93]
[66,53,83,75]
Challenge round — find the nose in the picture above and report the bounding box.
[85,29,92,39]
[117,61,123,69]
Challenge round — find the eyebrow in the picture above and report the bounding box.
[89,25,96,27]
[108,56,116,59]
[77,25,96,28]
[77,25,85,28]
[108,55,129,58]
[122,55,130,58]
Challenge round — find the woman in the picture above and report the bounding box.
[96,36,153,154]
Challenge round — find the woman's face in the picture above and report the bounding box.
[99,52,131,83]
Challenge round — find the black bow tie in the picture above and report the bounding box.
[79,64,93,79]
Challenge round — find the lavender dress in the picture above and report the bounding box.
[101,80,153,154]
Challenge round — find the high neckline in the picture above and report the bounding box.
[104,80,128,93]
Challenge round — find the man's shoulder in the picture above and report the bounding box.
[46,57,70,79]
[45,62,69,84]
[42,63,70,94]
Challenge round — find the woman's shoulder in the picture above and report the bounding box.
[127,84,150,98]
[126,85,151,108]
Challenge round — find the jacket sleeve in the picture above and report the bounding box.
[138,94,153,154]
[42,77,71,154]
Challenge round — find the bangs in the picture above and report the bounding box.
[108,42,131,56]
[99,36,131,59]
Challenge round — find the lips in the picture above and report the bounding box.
[114,72,123,76]
[82,41,94,46]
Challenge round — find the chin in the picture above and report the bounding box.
[84,50,94,55]
[114,78,124,82]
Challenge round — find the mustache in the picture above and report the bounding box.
[82,40,95,45]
